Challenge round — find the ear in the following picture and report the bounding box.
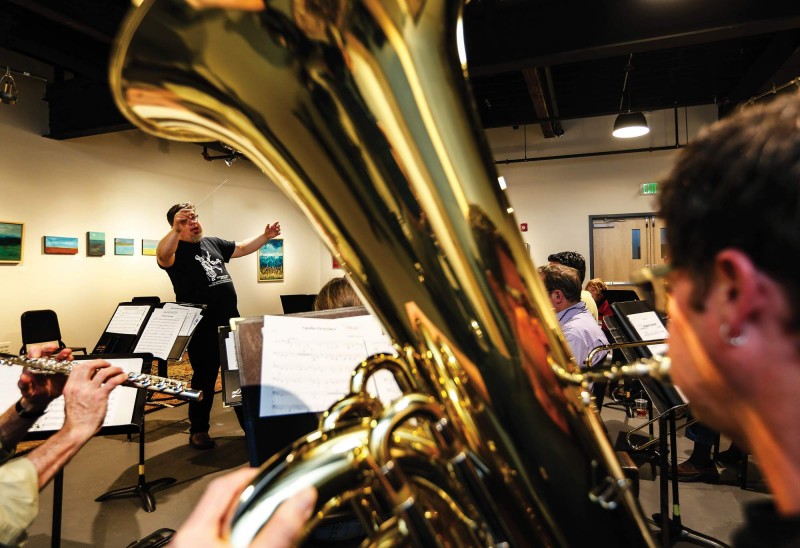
[711,249,761,335]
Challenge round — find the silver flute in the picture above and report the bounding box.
[0,353,203,401]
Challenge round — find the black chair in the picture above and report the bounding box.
[20,309,87,355]
[279,294,317,314]
[131,296,161,305]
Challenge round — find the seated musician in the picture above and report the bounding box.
[538,264,608,367]
[657,91,800,544]
[0,345,127,546]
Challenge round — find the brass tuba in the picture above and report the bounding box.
[110,1,655,545]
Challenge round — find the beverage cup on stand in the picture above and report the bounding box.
[634,397,648,417]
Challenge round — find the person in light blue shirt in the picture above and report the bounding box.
[539,263,608,367]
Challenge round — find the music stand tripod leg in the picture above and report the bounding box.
[52,469,63,548]
[652,410,730,547]
[95,416,176,512]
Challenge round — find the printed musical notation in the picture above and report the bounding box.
[259,315,401,417]
[106,305,150,335]
[133,308,186,360]
[627,311,669,356]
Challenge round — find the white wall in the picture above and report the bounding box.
[0,51,340,353]
[491,106,718,271]
[0,48,718,353]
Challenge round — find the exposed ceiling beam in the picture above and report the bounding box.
[465,2,800,75]
[521,67,555,138]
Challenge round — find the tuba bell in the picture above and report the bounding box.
[110,1,656,545]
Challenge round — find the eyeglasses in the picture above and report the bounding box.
[186,214,199,222]
[631,264,672,315]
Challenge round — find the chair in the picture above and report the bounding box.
[279,294,317,314]
[131,296,161,305]
[20,309,87,355]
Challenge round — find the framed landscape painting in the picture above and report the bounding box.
[142,239,158,256]
[115,238,135,256]
[44,235,79,255]
[0,221,23,263]
[87,231,105,257]
[257,238,284,282]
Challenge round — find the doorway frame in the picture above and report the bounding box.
[587,212,655,280]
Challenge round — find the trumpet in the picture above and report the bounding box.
[0,353,203,402]
[110,0,655,545]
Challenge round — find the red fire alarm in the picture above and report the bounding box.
[520,223,528,232]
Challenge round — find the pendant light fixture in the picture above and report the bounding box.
[612,54,649,138]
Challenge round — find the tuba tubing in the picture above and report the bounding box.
[110,0,655,545]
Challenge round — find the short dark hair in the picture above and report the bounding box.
[313,277,362,311]
[166,202,195,226]
[547,251,586,283]
[658,92,800,330]
[538,263,581,303]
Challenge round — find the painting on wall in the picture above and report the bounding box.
[87,231,106,257]
[257,238,284,282]
[0,221,23,263]
[43,236,79,255]
[332,253,341,269]
[142,239,159,256]
[115,238,135,256]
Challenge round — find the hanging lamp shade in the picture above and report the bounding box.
[612,111,649,138]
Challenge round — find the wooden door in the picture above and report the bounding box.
[591,214,667,283]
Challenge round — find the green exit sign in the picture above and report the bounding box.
[641,182,658,195]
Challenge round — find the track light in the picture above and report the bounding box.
[0,67,18,105]
[612,54,649,139]
[202,144,242,167]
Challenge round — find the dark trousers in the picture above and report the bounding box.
[187,319,223,434]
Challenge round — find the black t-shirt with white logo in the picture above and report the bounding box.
[163,237,239,324]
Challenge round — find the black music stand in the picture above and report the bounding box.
[609,302,727,547]
[94,406,175,512]
[15,354,149,547]
[88,354,183,512]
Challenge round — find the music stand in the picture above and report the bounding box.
[609,302,726,547]
[6,355,149,547]
[87,354,176,513]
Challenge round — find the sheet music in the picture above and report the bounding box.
[133,308,186,360]
[0,358,142,432]
[627,311,669,356]
[106,305,150,335]
[259,315,400,417]
[163,303,203,336]
[225,335,239,371]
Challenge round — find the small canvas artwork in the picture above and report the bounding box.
[44,235,79,255]
[0,221,23,263]
[87,231,105,257]
[257,238,284,282]
[115,238,135,256]
[142,239,158,256]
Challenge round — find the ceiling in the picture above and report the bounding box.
[2,0,800,140]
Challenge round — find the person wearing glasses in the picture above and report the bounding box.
[157,203,281,450]
[538,263,608,367]
[657,93,800,545]
[547,251,599,322]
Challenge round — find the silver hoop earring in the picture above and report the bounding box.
[719,324,747,347]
